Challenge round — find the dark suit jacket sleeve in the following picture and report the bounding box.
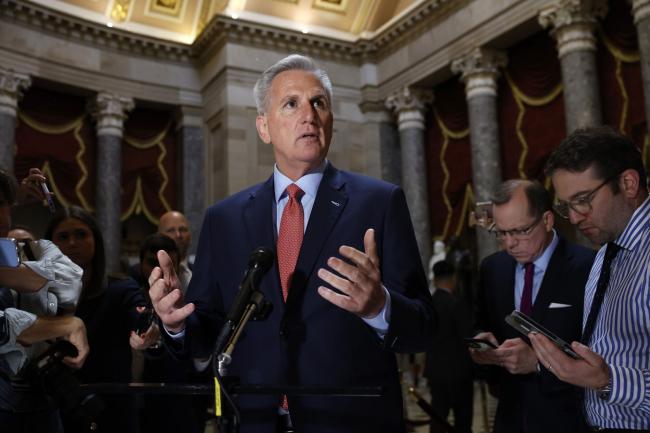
[380,186,436,353]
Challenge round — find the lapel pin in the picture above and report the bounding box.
[330,200,341,207]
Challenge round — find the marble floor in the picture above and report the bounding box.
[402,375,498,433]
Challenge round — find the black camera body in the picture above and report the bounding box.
[26,340,104,429]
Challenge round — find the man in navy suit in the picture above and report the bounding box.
[471,179,595,433]
[149,54,435,433]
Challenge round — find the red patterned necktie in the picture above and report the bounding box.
[520,262,534,316]
[277,183,304,301]
[277,184,303,413]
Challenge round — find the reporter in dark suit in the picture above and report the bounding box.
[425,260,473,433]
[148,54,436,433]
[471,179,595,433]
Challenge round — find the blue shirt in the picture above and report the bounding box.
[514,230,559,310]
[273,162,391,334]
[583,196,650,429]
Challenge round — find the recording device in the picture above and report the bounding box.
[0,314,8,346]
[134,304,155,336]
[214,247,274,355]
[0,238,20,267]
[25,340,104,425]
[464,337,497,351]
[505,310,583,360]
[40,182,56,214]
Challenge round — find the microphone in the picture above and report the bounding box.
[214,247,273,355]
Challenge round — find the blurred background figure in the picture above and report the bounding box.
[7,224,36,242]
[129,233,207,433]
[157,211,192,288]
[45,206,142,433]
[425,260,474,433]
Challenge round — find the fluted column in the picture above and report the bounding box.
[90,92,134,273]
[0,68,31,174]
[539,0,608,132]
[451,48,507,262]
[631,0,650,146]
[385,87,432,267]
[176,106,205,257]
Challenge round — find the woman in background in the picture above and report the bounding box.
[45,206,142,433]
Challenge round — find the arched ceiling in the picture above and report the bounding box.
[28,0,421,44]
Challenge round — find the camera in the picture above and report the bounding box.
[25,340,104,429]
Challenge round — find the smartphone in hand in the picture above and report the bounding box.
[464,337,497,351]
[505,310,583,360]
[0,238,20,268]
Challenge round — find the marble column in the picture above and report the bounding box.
[176,106,205,257]
[451,48,507,262]
[539,0,608,132]
[631,0,650,145]
[385,87,432,268]
[90,92,134,273]
[0,68,31,174]
[359,102,401,185]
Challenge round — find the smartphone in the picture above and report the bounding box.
[464,337,497,351]
[505,310,583,360]
[0,238,20,267]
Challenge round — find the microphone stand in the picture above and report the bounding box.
[213,290,271,433]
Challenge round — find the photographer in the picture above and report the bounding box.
[0,168,84,433]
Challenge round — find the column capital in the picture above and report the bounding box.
[451,48,507,100]
[90,92,134,137]
[385,87,433,130]
[175,105,203,130]
[538,0,608,57]
[631,0,650,24]
[0,68,31,117]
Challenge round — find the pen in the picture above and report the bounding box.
[41,183,56,214]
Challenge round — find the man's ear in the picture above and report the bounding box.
[619,168,641,198]
[256,115,271,144]
[543,210,554,232]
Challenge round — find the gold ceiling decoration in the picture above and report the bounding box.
[149,0,182,16]
[32,0,424,42]
[313,0,348,13]
[111,0,132,22]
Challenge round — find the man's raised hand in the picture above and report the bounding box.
[148,250,195,333]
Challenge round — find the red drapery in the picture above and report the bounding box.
[14,87,178,226]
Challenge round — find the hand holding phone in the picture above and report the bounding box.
[505,310,583,360]
[464,337,497,351]
[0,238,20,268]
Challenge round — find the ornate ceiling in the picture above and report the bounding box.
[27,0,421,44]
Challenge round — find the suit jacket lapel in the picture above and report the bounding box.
[242,176,284,309]
[532,237,568,322]
[286,164,348,306]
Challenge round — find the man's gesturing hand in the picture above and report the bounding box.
[148,250,195,334]
[317,228,386,319]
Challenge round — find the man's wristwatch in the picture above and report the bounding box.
[596,375,612,401]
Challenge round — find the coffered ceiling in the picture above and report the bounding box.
[28,0,421,44]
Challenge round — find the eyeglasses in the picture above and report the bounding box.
[490,216,542,241]
[553,175,617,219]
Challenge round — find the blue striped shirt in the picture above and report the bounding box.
[583,196,650,429]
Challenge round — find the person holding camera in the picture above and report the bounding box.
[0,168,86,433]
[44,205,143,433]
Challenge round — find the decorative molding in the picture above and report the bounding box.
[538,0,608,57]
[385,86,433,131]
[451,48,507,100]
[0,67,31,117]
[1,0,466,65]
[0,0,192,63]
[631,0,650,24]
[90,92,135,137]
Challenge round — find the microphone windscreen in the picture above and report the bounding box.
[249,246,274,272]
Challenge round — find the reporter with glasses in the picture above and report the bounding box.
[531,127,650,432]
[470,179,595,433]
[0,168,86,433]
